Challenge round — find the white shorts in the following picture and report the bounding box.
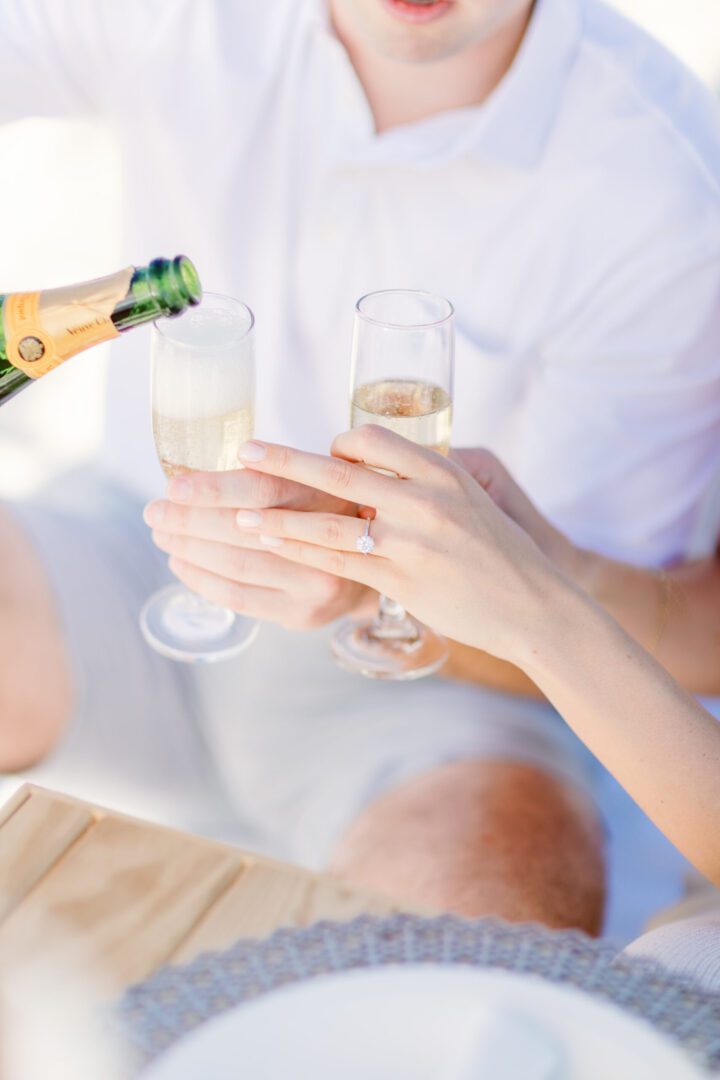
[5,474,692,940]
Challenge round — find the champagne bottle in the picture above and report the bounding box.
[0,256,202,405]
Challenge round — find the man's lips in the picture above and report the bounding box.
[381,0,453,24]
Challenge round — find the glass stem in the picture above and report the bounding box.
[368,595,421,645]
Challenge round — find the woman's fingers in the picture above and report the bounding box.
[239,506,396,557]
[235,437,399,508]
[257,535,394,595]
[332,424,454,480]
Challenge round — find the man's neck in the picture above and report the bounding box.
[330,4,533,133]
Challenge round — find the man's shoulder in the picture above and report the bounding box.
[77,0,311,74]
[573,0,720,203]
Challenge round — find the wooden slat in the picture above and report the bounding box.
[0,789,94,921]
[296,876,398,925]
[0,782,33,828]
[171,863,397,964]
[0,815,242,988]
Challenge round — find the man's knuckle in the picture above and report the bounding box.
[228,585,247,613]
[195,473,221,502]
[307,603,332,629]
[273,445,292,473]
[354,423,382,453]
[231,549,249,579]
[167,533,188,557]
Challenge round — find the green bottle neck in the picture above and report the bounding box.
[112,256,202,331]
[0,255,201,406]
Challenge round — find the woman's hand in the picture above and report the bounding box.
[452,448,588,586]
[231,426,569,663]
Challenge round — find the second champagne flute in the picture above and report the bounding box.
[332,289,454,680]
[140,292,259,663]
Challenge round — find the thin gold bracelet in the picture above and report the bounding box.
[650,569,672,657]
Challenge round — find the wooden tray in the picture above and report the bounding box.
[0,784,405,998]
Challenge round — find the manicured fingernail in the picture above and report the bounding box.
[236,510,262,527]
[153,531,170,548]
[260,534,283,548]
[167,477,192,502]
[143,501,164,526]
[238,441,267,463]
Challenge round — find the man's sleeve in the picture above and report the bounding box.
[0,0,129,121]
[512,193,720,566]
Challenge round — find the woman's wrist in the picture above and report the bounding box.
[495,559,586,669]
[505,566,604,676]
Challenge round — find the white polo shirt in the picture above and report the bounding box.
[3,0,720,565]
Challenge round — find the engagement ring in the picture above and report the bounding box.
[356,518,375,555]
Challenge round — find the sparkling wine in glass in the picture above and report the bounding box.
[140,292,260,663]
[332,289,454,680]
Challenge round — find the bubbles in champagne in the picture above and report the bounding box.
[152,301,254,422]
[351,379,452,455]
[153,406,255,477]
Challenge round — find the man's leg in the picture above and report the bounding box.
[331,759,605,934]
[0,507,73,771]
[2,479,238,839]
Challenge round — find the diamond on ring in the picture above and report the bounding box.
[356,519,375,555]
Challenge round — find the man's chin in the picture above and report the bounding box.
[366,34,468,64]
[331,0,469,64]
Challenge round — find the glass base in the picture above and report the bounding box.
[140,584,259,664]
[332,615,448,681]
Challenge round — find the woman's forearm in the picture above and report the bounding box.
[572,552,720,696]
[519,576,720,885]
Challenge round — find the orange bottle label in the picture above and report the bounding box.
[3,267,134,379]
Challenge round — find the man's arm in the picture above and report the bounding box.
[443,173,720,698]
[0,0,166,124]
[442,550,720,699]
[0,508,72,771]
[442,449,720,697]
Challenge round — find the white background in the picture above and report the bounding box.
[1,1,719,498]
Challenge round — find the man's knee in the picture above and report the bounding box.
[330,759,605,934]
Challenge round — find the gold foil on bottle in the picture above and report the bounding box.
[3,267,134,378]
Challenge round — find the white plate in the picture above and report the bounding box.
[141,965,702,1080]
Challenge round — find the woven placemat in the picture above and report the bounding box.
[118,914,720,1075]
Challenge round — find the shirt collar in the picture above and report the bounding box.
[311,0,583,170]
[464,0,584,168]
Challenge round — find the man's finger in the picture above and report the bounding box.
[167,557,291,621]
[145,502,268,551]
[164,469,329,511]
[153,533,312,590]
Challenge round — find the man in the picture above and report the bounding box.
[1,0,719,936]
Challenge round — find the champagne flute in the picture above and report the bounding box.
[140,292,260,663]
[332,289,454,680]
